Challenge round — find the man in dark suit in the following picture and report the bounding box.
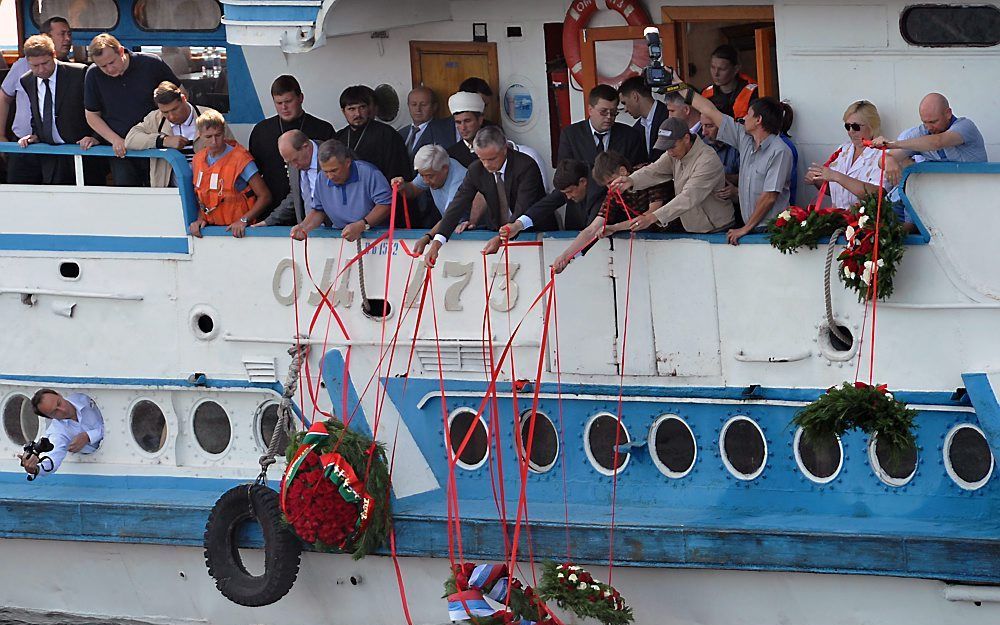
[619,76,668,161]
[557,84,647,229]
[421,126,552,266]
[16,34,98,185]
[399,87,457,160]
[336,85,410,182]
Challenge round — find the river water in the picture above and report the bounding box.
[0,609,155,625]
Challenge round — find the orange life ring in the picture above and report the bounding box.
[562,0,653,87]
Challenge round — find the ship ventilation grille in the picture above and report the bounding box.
[243,357,278,383]
[415,343,488,373]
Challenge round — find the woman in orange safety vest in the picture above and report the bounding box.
[189,110,271,238]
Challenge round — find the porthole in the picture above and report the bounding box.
[517,410,559,473]
[818,321,857,362]
[447,409,489,470]
[3,394,39,446]
[720,416,767,481]
[59,260,81,280]
[794,428,843,484]
[193,401,232,455]
[189,305,220,340]
[585,413,630,476]
[944,424,993,490]
[373,84,401,123]
[648,415,696,479]
[901,5,1000,47]
[257,402,291,454]
[868,432,918,487]
[130,400,167,454]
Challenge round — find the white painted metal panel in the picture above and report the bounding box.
[4,187,186,237]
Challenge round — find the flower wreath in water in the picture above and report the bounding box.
[538,562,633,625]
[443,562,556,625]
[279,419,390,559]
[792,381,917,460]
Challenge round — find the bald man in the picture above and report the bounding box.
[875,93,987,170]
[399,87,459,161]
[259,129,320,226]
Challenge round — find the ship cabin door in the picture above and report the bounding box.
[409,41,501,124]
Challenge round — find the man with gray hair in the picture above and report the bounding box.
[391,143,467,217]
[258,129,322,226]
[422,125,551,266]
[290,139,393,242]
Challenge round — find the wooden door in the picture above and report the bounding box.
[754,26,778,98]
[409,41,500,121]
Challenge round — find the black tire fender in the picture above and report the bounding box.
[204,484,302,607]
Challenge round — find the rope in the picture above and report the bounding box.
[823,227,852,346]
[256,344,307,482]
[356,238,369,304]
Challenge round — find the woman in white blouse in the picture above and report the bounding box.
[805,100,885,208]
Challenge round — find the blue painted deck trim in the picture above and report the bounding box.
[963,372,1000,456]
[0,234,189,254]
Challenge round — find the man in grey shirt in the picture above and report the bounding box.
[673,76,793,244]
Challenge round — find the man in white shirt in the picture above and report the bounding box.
[261,129,322,226]
[19,389,104,478]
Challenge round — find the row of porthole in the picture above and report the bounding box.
[2,394,288,458]
[447,410,996,491]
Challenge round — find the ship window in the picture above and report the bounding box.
[720,416,767,480]
[257,402,290,454]
[131,400,167,454]
[649,415,696,479]
[944,424,993,490]
[134,0,222,31]
[138,46,229,114]
[193,401,231,455]
[901,5,1000,47]
[869,433,918,487]
[585,413,630,476]
[794,428,843,483]
[518,410,558,473]
[32,0,119,30]
[3,394,38,446]
[448,409,488,469]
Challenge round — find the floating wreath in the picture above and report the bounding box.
[538,562,633,625]
[443,562,554,625]
[767,205,850,254]
[836,193,906,301]
[792,381,917,459]
[280,419,390,559]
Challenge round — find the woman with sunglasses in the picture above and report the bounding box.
[804,100,885,208]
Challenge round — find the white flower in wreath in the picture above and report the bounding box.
[877,258,885,268]
[557,573,565,579]
[858,215,870,229]
[777,210,792,222]
[578,582,588,590]
[568,574,577,583]
[604,590,613,598]
[845,225,856,241]
[569,566,582,571]
[591,584,601,591]
[843,266,852,279]
[859,205,866,214]
[861,266,873,285]
[885,392,894,401]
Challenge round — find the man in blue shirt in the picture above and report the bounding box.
[19,389,104,479]
[391,144,467,216]
[290,139,393,242]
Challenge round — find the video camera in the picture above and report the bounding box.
[642,27,680,94]
[21,437,54,481]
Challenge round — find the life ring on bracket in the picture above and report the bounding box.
[563,0,653,87]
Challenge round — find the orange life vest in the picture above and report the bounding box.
[702,73,758,120]
[192,143,256,226]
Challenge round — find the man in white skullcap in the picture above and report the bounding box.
[447,91,550,191]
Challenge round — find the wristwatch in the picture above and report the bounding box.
[362,217,372,231]
[239,216,249,224]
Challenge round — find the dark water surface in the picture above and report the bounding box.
[0,609,156,625]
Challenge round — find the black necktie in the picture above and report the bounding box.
[40,78,54,144]
[405,125,419,155]
[594,131,607,152]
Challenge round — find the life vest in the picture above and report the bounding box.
[192,143,256,226]
[702,73,758,120]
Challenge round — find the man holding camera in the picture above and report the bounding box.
[18,389,104,479]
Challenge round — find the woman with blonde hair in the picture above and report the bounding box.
[804,100,885,208]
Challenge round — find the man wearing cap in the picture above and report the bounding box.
[609,117,734,235]
[556,84,647,229]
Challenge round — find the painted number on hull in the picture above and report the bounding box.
[489,262,520,312]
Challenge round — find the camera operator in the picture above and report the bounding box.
[18,389,104,478]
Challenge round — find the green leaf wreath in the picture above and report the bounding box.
[283,419,391,559]
[837,193,907,301]
[767,205,851,254]
[792,382,917,459]
[539,561,633,625]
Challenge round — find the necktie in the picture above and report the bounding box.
[594,131,607,152]
[40,78,54,144]
[405,125,420,155]
[301,169,313,207]
[495,171,511,224]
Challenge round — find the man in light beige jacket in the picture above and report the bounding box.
[124,81,230,187]
[611,117,735,234]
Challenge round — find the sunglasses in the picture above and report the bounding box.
[844,122,863,131]
[735,117,745,125]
